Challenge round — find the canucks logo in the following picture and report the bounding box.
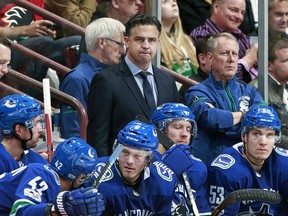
[153,161,173,181]
[4,98,17,108]
[93,162,113,186]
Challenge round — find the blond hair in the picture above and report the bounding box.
[161,17,198,70]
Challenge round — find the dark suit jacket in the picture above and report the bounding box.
[87,60,179,156]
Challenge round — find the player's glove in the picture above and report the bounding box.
[53,187,105,216]
[162,144,193,178]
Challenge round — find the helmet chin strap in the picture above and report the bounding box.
[242,141,264,168]
[14,128,33,151]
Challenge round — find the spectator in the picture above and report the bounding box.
[207,104,288,215]
[160,0,198,79]
[86,120,180,215]
[185,33,264,164]
[179,35,212,102]
[250,37,288,149]
[190,0,258,83]
[91,0,143,24]
[79,0,143,54]
[0,0,80,84]
[87,14,179,157]
[178,0,257,36]
[268,0,288,39]
[0,94,48,173]
[44,0,98,37]
[0,137,104,215]
[59,18,125,139]
[151,103,211,215]
[0,35,11,79]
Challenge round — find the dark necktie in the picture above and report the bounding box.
[139,71,156,113]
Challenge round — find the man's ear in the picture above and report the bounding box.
[98,37,105,49]
[14,124,23,136]
[124,36,129,48]
[207,52,213,67]
[111,0,120,9]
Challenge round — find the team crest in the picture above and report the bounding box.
[153,161,173,181]
[3,98,17,108]
[93,162,113,186]
[275,147,288,157]
[211,154,235,169]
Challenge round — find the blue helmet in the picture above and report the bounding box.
[117,120,158,152]
[242,104,281,135]
[0,94,41,136]
[150,103,197,138]
[51,137,98,181]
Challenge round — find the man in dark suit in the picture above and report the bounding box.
[87,14,179,157]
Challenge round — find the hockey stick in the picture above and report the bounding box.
[211,189,281,216]
[92,143,123,189]
[135,114,174,150]
[43,78,53,163]
[135,114,200,215]
[182,172,200,216]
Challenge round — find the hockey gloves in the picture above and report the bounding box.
[162,144,193,178]
[53,187,105,216]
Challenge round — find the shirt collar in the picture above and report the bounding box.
[125,55,153,76]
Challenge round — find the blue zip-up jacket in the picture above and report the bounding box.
[59,52,106,139]
[185,72,264,164]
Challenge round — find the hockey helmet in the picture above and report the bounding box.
[150,103,197,138]
[51,137,98,181]
[242,104,281,136]
[0,94,41,136]
[117,120,158,152]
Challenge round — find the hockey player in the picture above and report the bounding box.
[0,94,48,173]
[0,137,105,215]
[151,103,211,215]
[208,104,288,215]
[86,120,179,215]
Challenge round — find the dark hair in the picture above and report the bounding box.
[0,36,11,48]
[125,13,161,37]
[195,35,211,61]
[269,37,288,62]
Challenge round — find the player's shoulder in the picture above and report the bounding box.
[151,160,176,184]
[274,147,288,158]
[209,144,243,171]
[272,147,288,169]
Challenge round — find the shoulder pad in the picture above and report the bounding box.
[92,162,113,186]
[210,154,235,169]
[275,147,288,157]
[153,161,174,182]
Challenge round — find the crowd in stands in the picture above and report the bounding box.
[1,0,288,215]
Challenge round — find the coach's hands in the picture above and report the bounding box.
[53,187,105,216]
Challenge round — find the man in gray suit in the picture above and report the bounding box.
[87,14,179,156]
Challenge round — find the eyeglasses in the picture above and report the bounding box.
[105,38,126,49]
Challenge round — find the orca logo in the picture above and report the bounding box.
[3,98,17,108]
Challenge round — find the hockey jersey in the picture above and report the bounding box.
[207,143,288,215]
[0,163,60,215]
[0,144,48,174]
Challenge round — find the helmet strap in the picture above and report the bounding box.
[14,128,33,150]
[242,141,264,169]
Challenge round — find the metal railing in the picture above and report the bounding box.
[1,69,88,140]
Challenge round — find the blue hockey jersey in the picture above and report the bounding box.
[207,143,288,215]
[0,144,48,174]
[155,150,211,215]
[0,163,60,216]
[86,157,179,216]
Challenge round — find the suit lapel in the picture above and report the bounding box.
[120,61,151,118]
[153,66,165,106]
